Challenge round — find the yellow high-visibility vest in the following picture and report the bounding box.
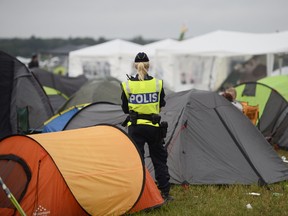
[122,78,162,126]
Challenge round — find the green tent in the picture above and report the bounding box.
[258,75,288,101]
[235,82,288,149]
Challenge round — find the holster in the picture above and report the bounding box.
[121,115,130,127]
[129,111,138,125]
[150,114,161,124]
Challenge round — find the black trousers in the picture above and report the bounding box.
[128,124,170,195]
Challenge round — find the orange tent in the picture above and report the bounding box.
[129,168,164,213]
[0,125,145,215]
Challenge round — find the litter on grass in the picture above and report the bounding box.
[246,192,261,196]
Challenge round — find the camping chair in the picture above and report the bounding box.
[241,102,259,125]
[17,106,42,135]
[17,106,30,135]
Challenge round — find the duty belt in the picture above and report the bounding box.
[121,112,161,126]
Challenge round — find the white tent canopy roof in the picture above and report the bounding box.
[68,39,143,79]
[70,39,143,57]
[142,38,179,56]
[157,30,288,56]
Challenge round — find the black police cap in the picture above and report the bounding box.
[135,52,149,62]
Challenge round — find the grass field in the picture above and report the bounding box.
[133,149,288,216]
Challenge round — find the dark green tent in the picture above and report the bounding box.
[58,76,122,112]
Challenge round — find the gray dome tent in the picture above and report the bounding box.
[63,102,125,131]
[31,68,88,113]
[0,51,54,138]
[31,68,88,97]
[48,89,288,185]
[158,89,288,185]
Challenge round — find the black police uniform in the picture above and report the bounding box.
[121,74,171,198]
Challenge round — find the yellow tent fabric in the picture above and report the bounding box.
[43,86,69,99]
[29,125,144,216]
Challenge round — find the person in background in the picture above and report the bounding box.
[28,53,39,69]
[240,56,267,82]
[120,52,173,202]
[223,87,243,112]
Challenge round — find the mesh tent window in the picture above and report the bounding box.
[0,155,31,209]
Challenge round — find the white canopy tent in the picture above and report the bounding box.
[68,39,143,81]
[142,38,179,56]
[272,66,288,76]
[155,30,288,91]
[141,39,179,90]
[159,30,288,56]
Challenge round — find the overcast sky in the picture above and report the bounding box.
[0,0,287,40]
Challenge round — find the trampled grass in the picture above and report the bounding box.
[133,149,288,216]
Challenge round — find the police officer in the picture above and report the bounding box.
[121,52,172,201]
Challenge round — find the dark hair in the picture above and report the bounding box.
[222,92,233,102]
[135,52,149,62]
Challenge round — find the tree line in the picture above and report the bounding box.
[0,36,157,58]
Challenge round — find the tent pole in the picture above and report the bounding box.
[208,56,216,91]
[0,177,26,216]
[278,55,283,75]
[266,54,274,76]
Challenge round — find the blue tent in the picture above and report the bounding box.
[42,106,85,132]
